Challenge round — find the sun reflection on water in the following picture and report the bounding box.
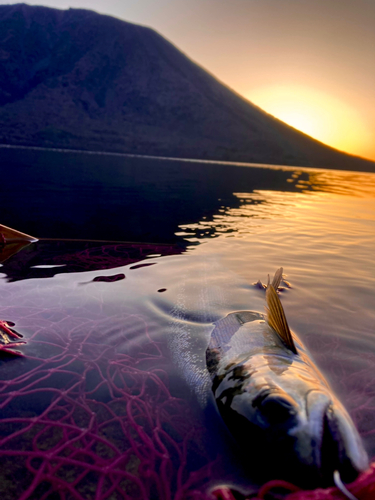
[177,168,375,242]
[291,169,375,198]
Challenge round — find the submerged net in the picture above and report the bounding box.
[1,240,374,500]
[212,465,375,499]
[0,241,214,499]
[0,311,214,500]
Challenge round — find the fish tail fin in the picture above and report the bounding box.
[271,266,283,290]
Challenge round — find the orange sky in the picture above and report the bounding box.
[3,0,375,160]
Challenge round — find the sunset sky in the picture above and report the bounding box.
[1,0,374,160]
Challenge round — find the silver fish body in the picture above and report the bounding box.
[206,307,369,487]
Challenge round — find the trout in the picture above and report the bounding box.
[206,269,368,488]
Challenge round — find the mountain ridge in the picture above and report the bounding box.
[0,3,374,172]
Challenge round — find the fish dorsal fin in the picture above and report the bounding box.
[266,279,297,354]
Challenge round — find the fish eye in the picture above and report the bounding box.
[258,395,296,424]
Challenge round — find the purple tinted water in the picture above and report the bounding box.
[0,242,219,500]
[1,159,375,498]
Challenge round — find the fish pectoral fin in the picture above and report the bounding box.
[266,279,297,354]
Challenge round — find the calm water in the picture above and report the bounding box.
[1,147,375,499]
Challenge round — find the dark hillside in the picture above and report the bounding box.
[0,3,374,171]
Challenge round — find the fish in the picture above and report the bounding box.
[206,268,369,488]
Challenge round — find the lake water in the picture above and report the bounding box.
[1,146,375,499]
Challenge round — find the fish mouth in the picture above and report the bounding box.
[306,390,368,486]
[215,386,368,488]
[320,407,344,481]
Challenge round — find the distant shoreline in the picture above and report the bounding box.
[2,143,373,176]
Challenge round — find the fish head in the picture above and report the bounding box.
[214,355,369,487]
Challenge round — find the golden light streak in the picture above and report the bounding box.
[247,85,373,160]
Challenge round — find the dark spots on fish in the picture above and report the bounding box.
[157,288,167,293]
[212,372,226,393]
[211,363,254,401]
[129,262,156,270]
[92,273,125,283]
[213,364,253,408]
[206,348,221,377]
[217,385,245,408]
[228,366,251,383]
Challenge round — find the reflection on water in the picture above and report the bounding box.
[295,168,375,197]
[179,187,375,244]
[0,239,183,282]
[178,167,375,242]
[1,148,375,498]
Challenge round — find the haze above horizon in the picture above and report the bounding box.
[1,0,374,161]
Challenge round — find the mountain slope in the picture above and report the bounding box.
[0,3,374,171]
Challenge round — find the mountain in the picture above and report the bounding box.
[0,3,374,171]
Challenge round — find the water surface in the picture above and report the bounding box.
[1,148,375,499]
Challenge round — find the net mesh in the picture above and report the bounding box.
[0,311,213,500]
[0,240,374,500]
[212,466,375,499]
[0,241,214,499]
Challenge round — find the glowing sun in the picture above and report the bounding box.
[247,85,372,159]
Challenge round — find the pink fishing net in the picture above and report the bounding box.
[0,312,214,499]
[0,241,215,499]
[1,241,374,500]
[212,465,375,499]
